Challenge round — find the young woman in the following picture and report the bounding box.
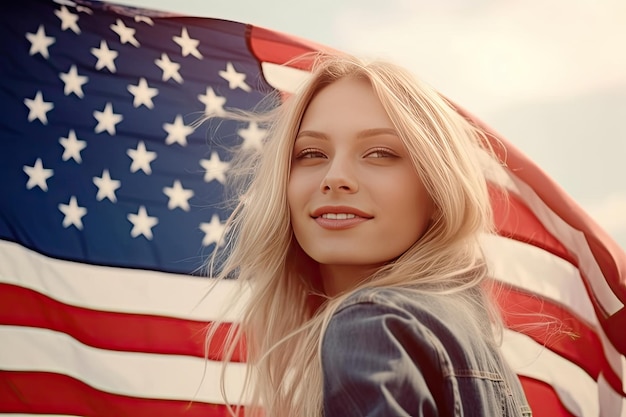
[209,53,532,416]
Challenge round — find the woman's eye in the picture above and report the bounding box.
[296,148,326,159]
[366,148,396,158]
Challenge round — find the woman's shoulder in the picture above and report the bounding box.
[335,286,463,323]
[330,286,489,357]
[325,287,532,417]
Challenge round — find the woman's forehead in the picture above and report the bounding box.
[299,78,394,131]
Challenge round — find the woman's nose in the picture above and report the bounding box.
[320,158,359,194]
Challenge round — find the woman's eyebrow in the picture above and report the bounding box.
[356,128,399,139]
[295,130,327,140]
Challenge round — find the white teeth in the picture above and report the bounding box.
[322,213,356,219]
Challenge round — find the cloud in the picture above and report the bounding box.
[331,0,626,115]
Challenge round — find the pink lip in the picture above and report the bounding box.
[314,216,369,230]
[311,206,373,230]
[311,206,373,219]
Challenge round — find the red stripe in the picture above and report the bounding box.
[489,184,574,265]
[462,103,626,316]
[0,282,245,362]
[0,370,242,417]
[519,376,577,417]
[489,185,626,392]
[480,128,626,356]
[491,185,626,358]
[248,24,334,69]
[493,284,625,396]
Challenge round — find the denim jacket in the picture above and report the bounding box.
[321,287,532,417]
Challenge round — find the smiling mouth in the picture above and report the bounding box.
[313,212,370,230]
[320,213,356,220]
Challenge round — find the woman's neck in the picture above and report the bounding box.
[319,264,380,297]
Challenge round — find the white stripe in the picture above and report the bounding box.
[0,325,246,405]
[598,322,626,394]
[484,233,625,382]
[617,355,626,392]
[0,239,247,321]
[482,233,597,326]
[515,175,624,316]
[599,373,626,417]
[502,329,599,417]
[486,164,623,316]
[261,61,309,93]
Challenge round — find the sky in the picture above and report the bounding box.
[110,0,626,249]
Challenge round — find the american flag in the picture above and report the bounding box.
[0,0,624,416]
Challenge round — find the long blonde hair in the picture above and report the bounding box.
[208,53,502,417]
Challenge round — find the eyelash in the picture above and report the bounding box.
[295,147,397,159]
[366,147,396,158]
[295,148,326,159]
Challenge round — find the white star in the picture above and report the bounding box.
[59,64,88,98]
[110,19,140,47]
[155,53,182,84]
[23,158,54,191]
[24,91,54,125]
[58,196,87,230]
[127,205,158,239]
[163,180,194,211]
[163,114,194,146]
[173,27,202,59]
[93,169,121,202]
[25,25,55,59]
[127,77,158,109]
[199,152,230,184]
[127,141,157,174]
[59,129,86,163]
[219,62,251,92]
[238,122,266,151]
[93,102,123,135]
[55,5,80,34]
[91,40,118,72]
[198,87,226,116]
[200,214,226,247]
[135,15,154,26]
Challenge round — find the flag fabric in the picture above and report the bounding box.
[0,0,624,416]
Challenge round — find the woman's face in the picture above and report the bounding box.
[288,77,434,289]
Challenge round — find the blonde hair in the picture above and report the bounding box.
[208,53,503,417]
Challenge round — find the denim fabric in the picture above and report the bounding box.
[322,288,532,417]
